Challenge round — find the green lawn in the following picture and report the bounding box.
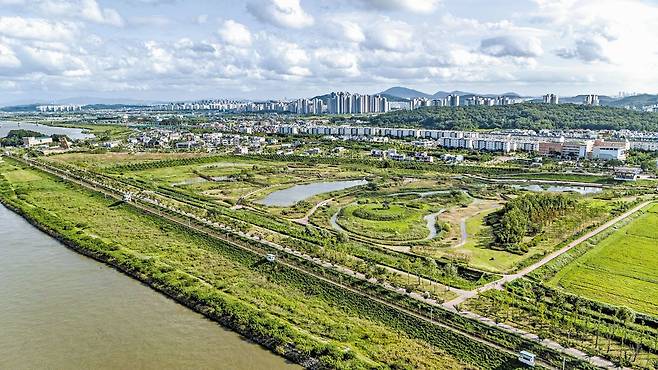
[446,209,523,272]
[548,203,658,316]
[337,202,430,241]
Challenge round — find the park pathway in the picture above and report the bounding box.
[443,199,653,308]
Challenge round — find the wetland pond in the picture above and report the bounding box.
[513,184,603,195]
[257,179,367,207]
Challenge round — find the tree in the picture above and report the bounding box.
[400,259,412,284]
[443,263,457,291]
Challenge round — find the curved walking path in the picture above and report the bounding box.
[443,199,653,309]
[292,199,331,225]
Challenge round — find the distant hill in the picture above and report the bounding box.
[51,97,159,105]
[380,87,523,100]
[605,94,658,108]
[0,104,39,112]
[380,87,433,99]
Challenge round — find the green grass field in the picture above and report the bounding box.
[0,159,473,369]
[337,202,430,241]
[548,203,658,316]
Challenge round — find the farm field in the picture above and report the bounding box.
[548,203,658,316]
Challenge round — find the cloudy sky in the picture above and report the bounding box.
[1,0,658,104]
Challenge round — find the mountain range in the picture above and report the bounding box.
[378,87,658,108]
[379,86,522,101]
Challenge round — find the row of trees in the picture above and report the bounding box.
[487,193,577,252]
[369,103,658,131]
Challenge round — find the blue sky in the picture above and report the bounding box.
[1,0,658,104]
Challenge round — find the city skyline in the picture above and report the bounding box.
[1,0,658,105]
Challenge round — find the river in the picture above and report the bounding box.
[0,121,94,140]
[0,204,297,370]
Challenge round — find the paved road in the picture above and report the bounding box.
[443,199,653,309]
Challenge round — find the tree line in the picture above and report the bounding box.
[368,103,658,131]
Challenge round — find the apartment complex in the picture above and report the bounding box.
[327,92,389,114]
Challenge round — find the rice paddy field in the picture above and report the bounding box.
[547,203,658,316]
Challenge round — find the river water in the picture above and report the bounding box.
[0,121,94,140]
[0,204,297,370]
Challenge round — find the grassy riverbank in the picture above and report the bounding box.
[0,158,520,369]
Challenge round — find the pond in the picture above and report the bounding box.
[513,184,603,195]
[257,179,367,207]
[0,121,95,140]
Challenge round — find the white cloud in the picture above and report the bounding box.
[219,20,252,46]
[363,19,413,51]
[196,14,208,24]
[5,0,125,27]
[0,43,21,69]
[0,17,77,41]
[80,0,124,26]
[556,36,610,62]
[480,35,543,58]
[145,41,174,74]
[247,0,314,29]
[326,18,365,43]
[17,45,90,76]
[259,37,311,77]
[3,0,658,102]
[129,15,171,27]
[357,0,440,14]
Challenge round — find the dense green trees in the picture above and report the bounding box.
[487,193,577,252]
[369,103,658,131]
[0,129,43,146]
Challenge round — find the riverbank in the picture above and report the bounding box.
[0,204,296,369]
[0,199,314,368]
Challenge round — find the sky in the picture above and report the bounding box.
[1,0,658,104]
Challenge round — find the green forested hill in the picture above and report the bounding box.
[368,103,658,131]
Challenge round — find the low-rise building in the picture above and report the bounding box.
[538,141,563,156]
[592,140,630,161]
[23,136,53,148]
[561,140,593,159]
